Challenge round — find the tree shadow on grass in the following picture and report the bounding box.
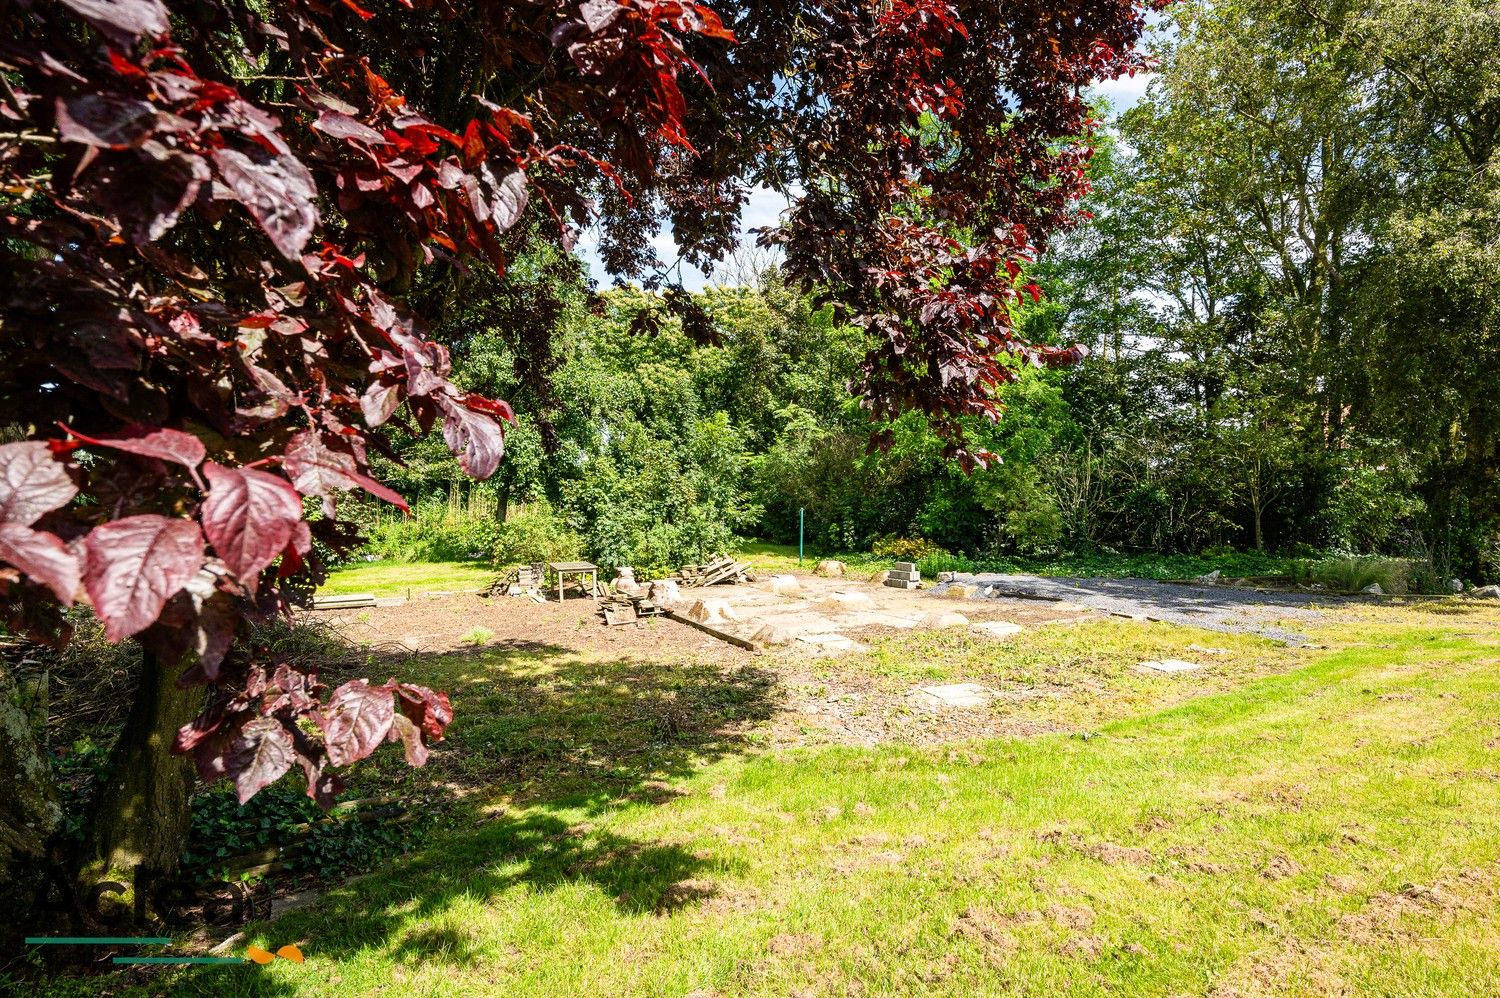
[160,634,778,993]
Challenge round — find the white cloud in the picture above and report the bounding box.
[1090,71,1154,116]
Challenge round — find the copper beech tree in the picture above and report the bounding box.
[0,0,1155,885]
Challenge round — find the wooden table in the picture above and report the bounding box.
[547,561,599,602]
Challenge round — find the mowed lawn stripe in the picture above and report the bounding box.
[155,617,1500,997]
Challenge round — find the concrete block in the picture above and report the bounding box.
[894,562,918,572]
[887,569,921,583]
[883,579,920,590]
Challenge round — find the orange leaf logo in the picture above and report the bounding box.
[245,943,305,964]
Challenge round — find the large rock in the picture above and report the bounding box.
[1469,584,1500,599]
[648,580,683,605]
[687,598,739,625]
[813,559,846,578]
[919,611,969,628]
[817,591,875,611]
[768,574,801,595]
[942,583,979,600]
[750,623,795,646]
[869,570,891,585]
[613,567,643,595]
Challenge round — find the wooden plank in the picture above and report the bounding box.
[663,609,761,651]
[310,593,378,609]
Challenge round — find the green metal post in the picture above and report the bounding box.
[799,507,804,565]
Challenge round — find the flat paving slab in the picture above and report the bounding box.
[1139,658,1202,673]
[914,682,994,707]
[973,621,1024,638]
[796,633,865,655]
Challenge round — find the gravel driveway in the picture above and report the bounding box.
[937,574,1339,644]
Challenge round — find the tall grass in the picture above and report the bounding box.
[1302,552,1416,591]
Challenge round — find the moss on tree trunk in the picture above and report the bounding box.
[87,650,201,891]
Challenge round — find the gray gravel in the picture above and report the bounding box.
[939,574,1338,644]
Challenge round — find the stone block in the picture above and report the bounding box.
[768,574,801,595]
[687,598,739,625]
[883,579,920,590]
[887,569,921,583]
[894,561,918,572]
[750,623,794,646]
[648,580,683,605]
[919,611,969,628]
[818,591,875,611]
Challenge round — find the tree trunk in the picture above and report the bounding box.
[88,650,200,887]
[0,663,61,947]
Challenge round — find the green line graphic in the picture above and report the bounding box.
[25,936,172,945]
[112,956,247,965]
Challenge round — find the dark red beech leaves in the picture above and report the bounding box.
[0,0,1155,804]
[0,0,732,805]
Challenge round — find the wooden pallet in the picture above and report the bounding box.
[675,554,751,588]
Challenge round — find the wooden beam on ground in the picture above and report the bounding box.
[311,593,378,609]
[663,609,761,651]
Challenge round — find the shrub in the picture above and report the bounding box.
[871,536,944,562]
[360,494,500,563]
[181,784,412,882]
[491,502,583,568]
[1299,555,1412,594]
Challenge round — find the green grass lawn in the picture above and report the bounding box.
[118,599,1500,997]
[318,560,496,597]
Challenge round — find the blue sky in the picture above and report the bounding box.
[573,73,1154,292]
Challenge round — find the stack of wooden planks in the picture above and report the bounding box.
[674,554,752,588]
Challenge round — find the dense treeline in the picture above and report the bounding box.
[358,0,1498,585]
